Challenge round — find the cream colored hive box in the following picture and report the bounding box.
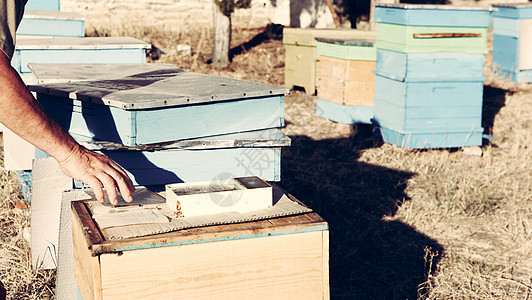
[165,176,273,217]
[72,186,330,299]
[283,28,377,94]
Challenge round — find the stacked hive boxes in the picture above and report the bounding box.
[3,0,151,201]
[283,28,376,94]
[29,66,291,186]
[372,4,490,149]
[315,37,376,124]
[492,3,532,83]
[28,64,291,275]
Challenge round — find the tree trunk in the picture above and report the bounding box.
[212,1,231,68]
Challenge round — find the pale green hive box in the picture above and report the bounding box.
[283,28,377,94]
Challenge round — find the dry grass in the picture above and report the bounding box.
[1,23,531,299]
[0,140,55,299]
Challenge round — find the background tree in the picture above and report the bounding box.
[212,0,251,68]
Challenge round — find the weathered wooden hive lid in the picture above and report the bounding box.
[283,28,377,47]
[315,37,375,47]
[15,36,151,50]
[29,63,178,84]
[492,2,532,8]
[22,10,85,20]
[375,3,491,11]
[29,68,291,110]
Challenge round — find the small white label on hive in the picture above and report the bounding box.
[165,176,272,217]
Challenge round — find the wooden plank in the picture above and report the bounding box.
[99,230,327,299]
[72,201,105,248]
[88,211,326,255]
[316,56,347,105]
[322,230,330,299]
[519,19,532,70]
[317,57,375,106]
[344,81,374,106]
[72,209,103,300]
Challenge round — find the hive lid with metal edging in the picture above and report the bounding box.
[29,70,291,110]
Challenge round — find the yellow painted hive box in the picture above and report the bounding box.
[283,28,376,95]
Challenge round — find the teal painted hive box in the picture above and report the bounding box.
[372,75,484,149]
[35,129,289,185]
[17,10,85,38]
[25,0,60,11]
[374,3,491,27]
[374,49,485,82]
[12,37,150,81]
[29,70,289,146]
[492,3,532,82]
[375,4,490,54]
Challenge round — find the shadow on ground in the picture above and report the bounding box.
[482,85,508,139]
[280,124,443,299]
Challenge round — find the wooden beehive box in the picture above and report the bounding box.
[316,38,376,107]
[12,37,150,83]
[25,0,59,11]
[29,70,289,146]
[372,75,484,149]
[283,28,376,94]
[3,63,180,172]
[71,187,329,299]
[492,3,532,82]
[374,49,485,82]
[372,4,489,149]
[17,10,85,38]
[35,128,290,185]
[374,4,490,54]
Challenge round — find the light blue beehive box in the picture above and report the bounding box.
[373,4,490,149]
[492,3,532,82]
[17,10,85,38]
[30,70,288,146]
[12,37,150,83]
[24,64,289,200]
[35,128,289,185]
[25,0,60,11]
[374,4,491,54]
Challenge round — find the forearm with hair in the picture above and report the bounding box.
[0,51,80,164]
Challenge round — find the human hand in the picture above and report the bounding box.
[58,144,135,205]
